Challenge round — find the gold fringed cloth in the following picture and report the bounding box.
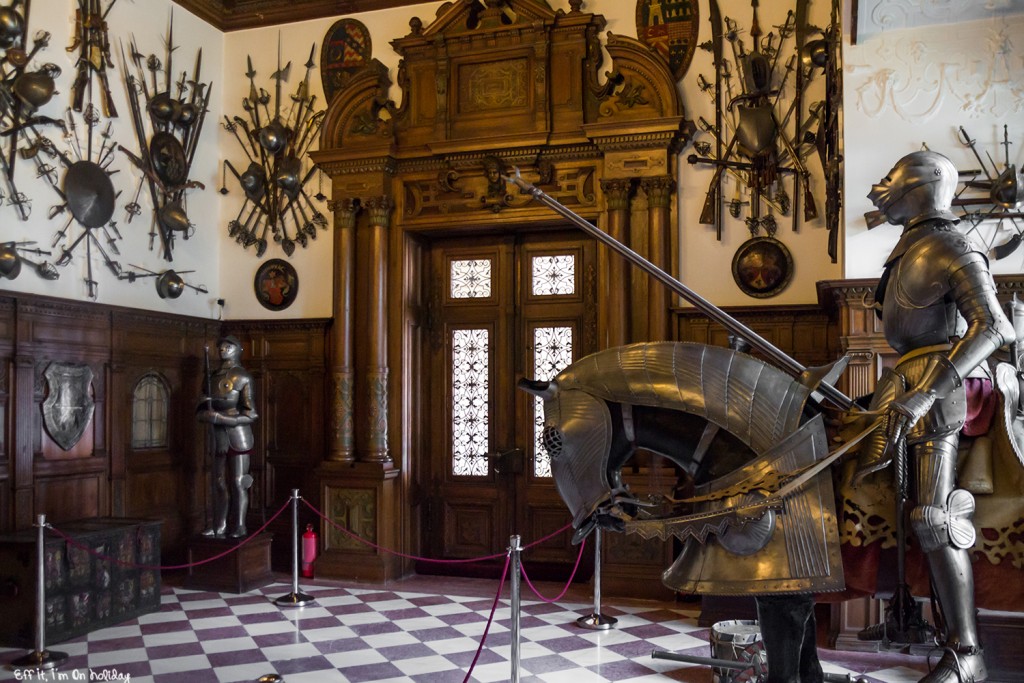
[825,380,1024,610]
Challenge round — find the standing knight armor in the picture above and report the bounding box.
[858,151,1014,683]
[198,336,258,538]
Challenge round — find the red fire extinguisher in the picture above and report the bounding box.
[301,524,318,578]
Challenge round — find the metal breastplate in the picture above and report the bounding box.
[879,226,968,355]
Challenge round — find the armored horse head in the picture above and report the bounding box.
[519,341,848,683]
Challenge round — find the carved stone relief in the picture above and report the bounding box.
[848,16,1024,122]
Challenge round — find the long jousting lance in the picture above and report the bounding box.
[507,168,856,412]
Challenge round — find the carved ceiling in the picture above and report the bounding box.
[172,0,434,31]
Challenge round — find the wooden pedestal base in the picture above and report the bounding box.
[185,533,273,593]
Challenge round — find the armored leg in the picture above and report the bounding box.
[911,438,987,683]
[203,454,229,537]
[227,451,252,538]
[755,594,823,683]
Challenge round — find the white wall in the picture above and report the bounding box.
[676,0,839,306]
[4,1,1021,320]
[0,0,225,320]
[843,11,1024,279]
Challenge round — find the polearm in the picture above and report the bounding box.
[507,168,855,412]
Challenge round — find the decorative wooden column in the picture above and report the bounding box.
[361,196,392,464]
[12,352,34,529]
[328,199,357,463]
[316,192,401,584]
[601,178,631,348]
[642,175,675,342]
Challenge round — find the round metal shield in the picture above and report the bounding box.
[732,236,793,299]
[150,131,188,187]
[64,160,116,228]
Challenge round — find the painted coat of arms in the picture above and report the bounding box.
[636,0,700,81]
[43,363,95,451]
[321,18,372,104]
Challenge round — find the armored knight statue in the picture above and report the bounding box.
[858,150,1014,682]
[198,336,258,538]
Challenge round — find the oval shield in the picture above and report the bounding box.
[64,160,116,228]
[636,0,699,82]
[43,362,95,451]
[321,18,372,104]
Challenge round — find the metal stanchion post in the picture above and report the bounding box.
[274,490,314,607]
[576,529,617,630]
[509,534,522,683]
[10,514,68,671]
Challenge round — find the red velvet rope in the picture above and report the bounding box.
[519,537,586,603]
[463,553,511,683]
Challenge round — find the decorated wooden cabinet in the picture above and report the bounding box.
[0,517,161,647]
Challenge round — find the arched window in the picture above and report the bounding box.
[131,373,169,449]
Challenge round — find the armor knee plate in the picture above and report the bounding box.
[910,488,977,552]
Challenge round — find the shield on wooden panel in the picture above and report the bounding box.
[636,0,700,82]
[42,363,95,451]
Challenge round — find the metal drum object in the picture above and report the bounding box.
[710,620,767,683]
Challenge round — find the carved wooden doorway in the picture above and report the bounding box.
[420,229,597,578]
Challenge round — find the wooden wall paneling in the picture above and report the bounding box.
[0,292,220,565]
[221,320,329,569]
[673,304,840,369]
[15,299,111,528]
[112,310,218,555]
[0,298,13,533]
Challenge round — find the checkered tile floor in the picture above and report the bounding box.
[1,575,932,682]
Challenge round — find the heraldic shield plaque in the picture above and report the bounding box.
[43,363,95,451]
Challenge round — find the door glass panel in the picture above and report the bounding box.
[531,325,573,477]
[451,328,490,476]
[450,259,492,299]
[531,254,575,296]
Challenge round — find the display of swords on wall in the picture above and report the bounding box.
[0,0,62,223]
[220,40,327,258]
[864,126,1024,261]
[117,21,212,263]
[21,106,124,298]
[688,0,842,261]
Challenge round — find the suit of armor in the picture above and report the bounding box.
[860,152,1014,683]
[198,337,258,538]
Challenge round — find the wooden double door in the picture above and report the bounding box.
[421,230,597,577]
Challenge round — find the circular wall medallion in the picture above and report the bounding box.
[254,259,298,311]
[731,236,793,298]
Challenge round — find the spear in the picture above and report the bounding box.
[508,168,855,411]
